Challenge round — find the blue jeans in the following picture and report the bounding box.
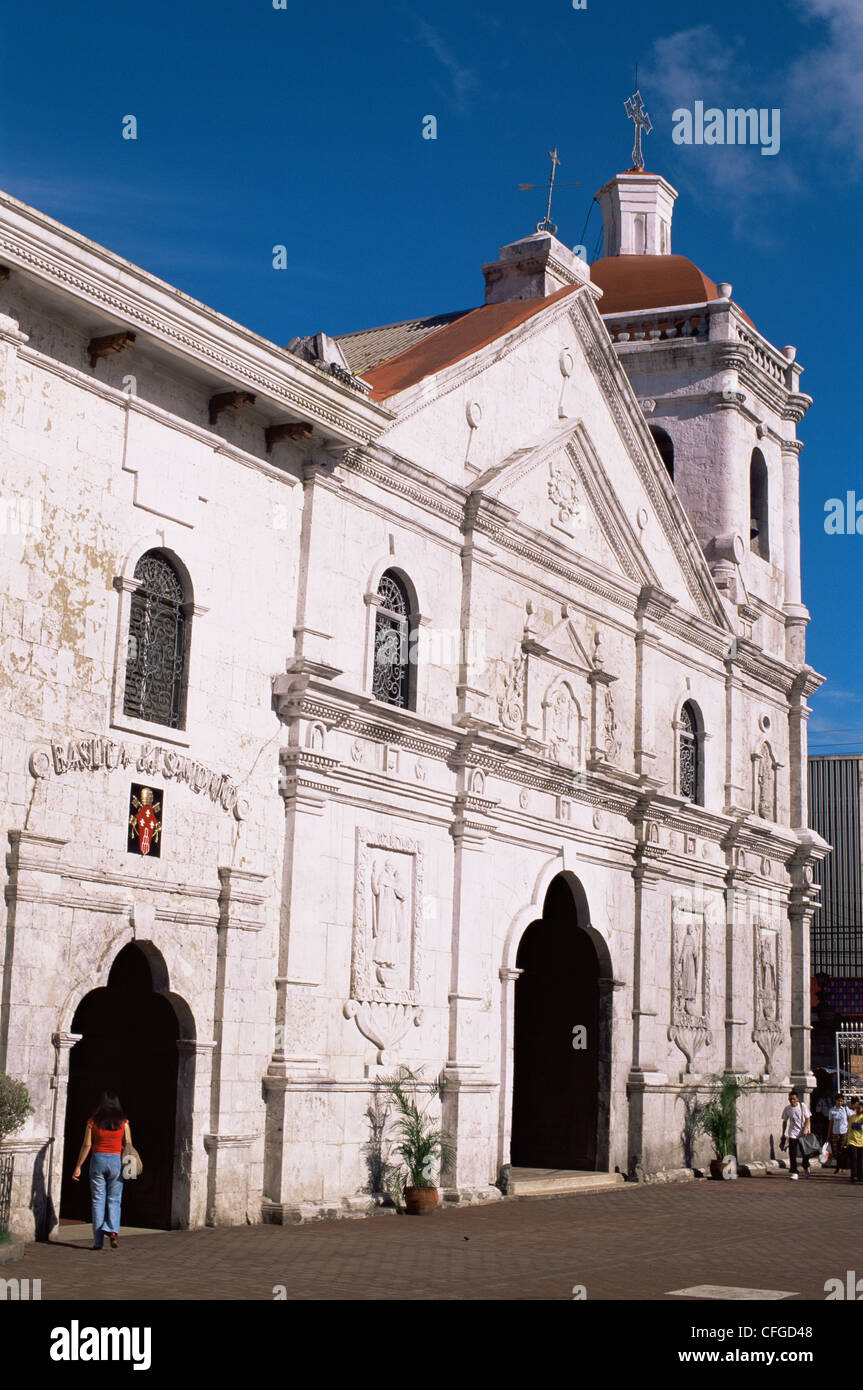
[89,1153,123,1247]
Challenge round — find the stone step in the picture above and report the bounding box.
[509,1168,626,1197]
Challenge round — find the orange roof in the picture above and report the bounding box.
[361,282,580,401]
[591,253,755,327]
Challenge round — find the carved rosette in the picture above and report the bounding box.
[667,895,713,1071]
[752,921,782,1074]
[548,457,583,531]
[346,829,424,1060]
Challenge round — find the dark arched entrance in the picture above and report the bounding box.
[511,875,603,1170]
[60,943,181,1229]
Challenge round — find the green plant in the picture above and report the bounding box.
[693,1073,754,1159]
[379,1066,455,1203]
[0,1074,33,1143]
[362,1087,397,1198]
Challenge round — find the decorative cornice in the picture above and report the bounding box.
[0,191,391,445]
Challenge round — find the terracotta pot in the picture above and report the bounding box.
[404,1186,438,1215]
[709,1156,737,1180]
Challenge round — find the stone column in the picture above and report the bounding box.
[441,773,500,1199]
[205,867,268,1226]
[722,864,750,1074]
[788,670,818,831]
[627,842,669,1172]
[176,1038,215,1230]
[44,1031,82,1240]
[724,654,748,815]
[787,842,826,1090]
[2,830,70,1241]
[261,733,337,1222]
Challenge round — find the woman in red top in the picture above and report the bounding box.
[72,1091,132,1250]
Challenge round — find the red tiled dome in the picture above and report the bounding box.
[591,254,754,327]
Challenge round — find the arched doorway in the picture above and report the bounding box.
[60,943,184,1229]
[511,875,604,1170]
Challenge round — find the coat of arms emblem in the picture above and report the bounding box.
[128,783,163,857]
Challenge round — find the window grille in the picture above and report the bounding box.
[373,571,410,708]
[123,551,188,728]
[679,702,699,802]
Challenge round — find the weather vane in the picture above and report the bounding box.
[624,77,652,171]
[518,147,580,236]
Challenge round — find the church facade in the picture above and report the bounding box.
[0,160,827,1237]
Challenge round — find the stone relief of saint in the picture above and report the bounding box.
[548,685,575,761]
[757,745,775,819]
[603,689,621,763]
[759,935,778,1020]
[371,858,407,978]
[680,922,700,1016]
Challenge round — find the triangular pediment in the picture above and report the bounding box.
[523,607,594,675]
[468,418,657,588]
[375,284,733,632]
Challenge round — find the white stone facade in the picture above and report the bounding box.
[0,173,827,1238]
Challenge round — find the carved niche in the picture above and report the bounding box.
[668,894,713,1072]
[603,688,621,764]
[752,920,782,1075]
[344,829,424,1062]
[542,679,583,766]
[753,742,778,821]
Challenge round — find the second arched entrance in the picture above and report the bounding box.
[511,874,607,1171]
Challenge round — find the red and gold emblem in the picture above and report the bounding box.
[128,783,163,857]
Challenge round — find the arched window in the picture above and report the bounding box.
[123,550,189,728]
[750,449,769,559]
[678,701,703,805]
[649,426,674,481]
[372,570,411,708]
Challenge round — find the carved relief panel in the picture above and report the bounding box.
[542,678,584,766]
[752,918,782,1075]
[668,894,713,1072]
[345,829,425,1062]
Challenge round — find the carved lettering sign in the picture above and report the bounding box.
[28,736,246,818]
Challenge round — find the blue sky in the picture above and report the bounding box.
[2,0,860,752]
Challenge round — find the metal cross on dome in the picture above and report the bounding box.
[624,89,652,170]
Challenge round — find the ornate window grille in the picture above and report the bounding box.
[373,570,410,708]
[679,701,700,803]
[123,550,188,728]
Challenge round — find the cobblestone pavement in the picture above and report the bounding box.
[5,1167,862,1301]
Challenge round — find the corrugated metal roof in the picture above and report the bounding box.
[361,284,582,402]
[336,308,473,374]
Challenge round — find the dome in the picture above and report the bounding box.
[590,253,754,327]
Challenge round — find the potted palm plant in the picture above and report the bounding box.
[694,1073,753,1179]
[0,1073,34,1242]
[380,1066,454,1215]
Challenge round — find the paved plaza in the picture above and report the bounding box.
[5,1167,861,1301]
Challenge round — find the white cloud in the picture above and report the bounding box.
[789,0,863,164]
[416,21,479,110]
[638,23,802,240]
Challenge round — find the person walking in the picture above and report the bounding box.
[847,1098,863,1185]
[71,1091,132,1249]
[780,1090,812,1180]
[828,1093,852,1174]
